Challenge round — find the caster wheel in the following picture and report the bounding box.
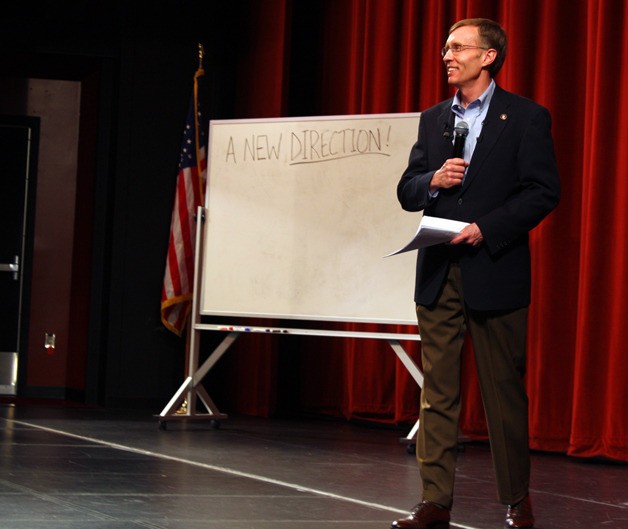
[406,443,416,455]
[158,421,168,431]
[210,420,221,430]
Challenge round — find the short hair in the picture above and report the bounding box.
[449,18,507,77]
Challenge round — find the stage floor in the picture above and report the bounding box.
[0,403,625,529]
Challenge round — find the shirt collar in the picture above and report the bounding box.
[452,79,496,115]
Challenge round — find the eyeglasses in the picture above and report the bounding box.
[441,44,488,57]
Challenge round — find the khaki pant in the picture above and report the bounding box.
[416,262,530,508]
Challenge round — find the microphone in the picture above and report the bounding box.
[452,121,469,159]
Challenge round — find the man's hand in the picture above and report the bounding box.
[450,222,484,247]
[429,158,469,192]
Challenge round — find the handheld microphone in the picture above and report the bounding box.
[452,121,469,159]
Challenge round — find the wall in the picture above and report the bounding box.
[23,79,81,394]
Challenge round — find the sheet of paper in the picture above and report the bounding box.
[385,215,470,257]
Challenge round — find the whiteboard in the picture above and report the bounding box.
[200,113,422,325]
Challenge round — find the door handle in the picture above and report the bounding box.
[0,256,19,280]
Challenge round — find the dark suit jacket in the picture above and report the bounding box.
[398,85,560,311]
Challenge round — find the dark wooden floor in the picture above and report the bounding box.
[0,403,626,529]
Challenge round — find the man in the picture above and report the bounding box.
[392,18,560,529]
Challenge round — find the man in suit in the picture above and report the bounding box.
[391,18,560,529]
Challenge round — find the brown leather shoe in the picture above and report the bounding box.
[391,501,450,529]
[505,495,534,528]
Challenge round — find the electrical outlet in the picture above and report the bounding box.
[44,333,56,351]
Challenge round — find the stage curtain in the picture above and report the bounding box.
[214,0,628,461]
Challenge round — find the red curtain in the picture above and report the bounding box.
[213,0,628,461]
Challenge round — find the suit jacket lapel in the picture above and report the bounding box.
[462,86,512,191]
[436,100,455,163]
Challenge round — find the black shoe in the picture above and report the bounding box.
[505,495,534,528]
[391,501,450,529]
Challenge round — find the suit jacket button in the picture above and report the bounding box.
[457,198,463,205]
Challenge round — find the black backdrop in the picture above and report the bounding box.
[0,1,253,407]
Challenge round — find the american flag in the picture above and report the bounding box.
[161,67,207,336]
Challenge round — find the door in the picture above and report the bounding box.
[0,116,39,395]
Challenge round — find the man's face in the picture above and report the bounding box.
[442,25,489,89]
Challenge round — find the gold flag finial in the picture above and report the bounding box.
[198,43,205,70]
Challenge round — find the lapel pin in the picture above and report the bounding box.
[500,113,508,121]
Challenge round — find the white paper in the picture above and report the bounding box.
[385,215,469,256]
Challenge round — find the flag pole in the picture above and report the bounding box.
[174,44,207,414]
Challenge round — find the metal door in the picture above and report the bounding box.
[0,116,39,395]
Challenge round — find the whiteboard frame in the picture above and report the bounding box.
[199,112,422,325]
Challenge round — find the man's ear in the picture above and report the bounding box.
[483,49,497,69]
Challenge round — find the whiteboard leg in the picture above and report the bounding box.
[387,339,423,443]
[159,377,193,417]
[192,331,240,386]
[157,332,239,425]
[405,417,420,441]
[196,384,223,416]
[387,339,423,387]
